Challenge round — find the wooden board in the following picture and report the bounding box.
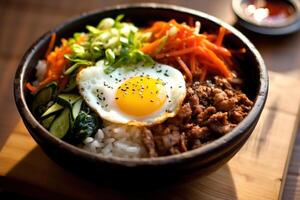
[1,71,300,200]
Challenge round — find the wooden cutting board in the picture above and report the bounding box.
[1,71,300,200]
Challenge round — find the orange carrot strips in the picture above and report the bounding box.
[155,47,201,59]
[203,40,231,57]
[140,19,238,80]
[216,27,226,46]
[190,54,196,74]
[176,56,192,81]
[26,38,71,93]
[45,33,56,58]
[204,48,232,78]
[140,36,167,55]
[200,68,207,81]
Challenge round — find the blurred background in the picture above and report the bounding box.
[0,0,299,199]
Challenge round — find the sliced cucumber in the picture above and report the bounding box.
[41,115,56,129]
[72,99,83,120]
[32,82,57,113]
[41,103,63,118]
[49,108,70,138]
[57,94,80,107]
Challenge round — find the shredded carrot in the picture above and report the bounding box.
[154,23,170,39]
[176,56,192,81]
[230,48,246,54]
[140,20,238,80]
[155,47,201,59]
[26,33,89,93]
[216,27,226,46]
[140,36,166,55]
[205,34,217,42]
[26,82,38,93]
[204,48,232,78]
[45,33,56,57]
[203,40,231,57]
[200,68,207,81]
[190,54,196,74]
[27,38,71,93]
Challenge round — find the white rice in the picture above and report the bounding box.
[81,123,147,158]
[35,60,47,82]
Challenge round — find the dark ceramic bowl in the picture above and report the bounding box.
[14,3,268,181]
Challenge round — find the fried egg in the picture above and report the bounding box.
[77,61,186,126]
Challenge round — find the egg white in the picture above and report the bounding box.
[77,60,186,126]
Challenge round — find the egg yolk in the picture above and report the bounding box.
[115,76,167,117]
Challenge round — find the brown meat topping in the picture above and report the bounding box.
[142,76,253,157]
[141,129,157,157]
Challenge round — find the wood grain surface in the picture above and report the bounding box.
[0,0,300,199]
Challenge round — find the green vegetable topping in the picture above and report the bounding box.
[32,82,57,117]
[72,111,100,143]
[49,108,71,139]
[64,15,155,74]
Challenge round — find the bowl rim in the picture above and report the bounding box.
[14,3,269,167]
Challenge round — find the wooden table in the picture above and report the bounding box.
[1,0,300,199]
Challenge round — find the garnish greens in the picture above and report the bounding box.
[64,15,154,74]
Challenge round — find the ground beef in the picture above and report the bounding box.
[142,76,254,157]
[141,129,157,157]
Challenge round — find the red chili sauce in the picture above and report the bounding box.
[242,0,295,25]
